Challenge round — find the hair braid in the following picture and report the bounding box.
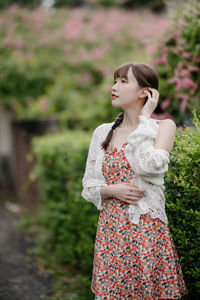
[101,111,124,150]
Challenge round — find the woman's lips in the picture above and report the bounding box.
[112,95,119,99]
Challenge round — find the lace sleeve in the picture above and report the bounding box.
[129,140,170,176]
[125,115,170,178]
[81,126,107,210]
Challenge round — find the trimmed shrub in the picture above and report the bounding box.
[29,130,98,276]
[164,109,200,298]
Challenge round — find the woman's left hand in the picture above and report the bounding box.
[141,88,159,119]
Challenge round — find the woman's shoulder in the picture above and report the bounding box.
[155,119,176,133]
[154,118,176,126]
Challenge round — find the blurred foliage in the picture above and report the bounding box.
[154,1,200,125]
[23,109,200,298]
[0,0,40,9]
[0,6,167,129]
[54,0,166,11]
[0,0,166,10]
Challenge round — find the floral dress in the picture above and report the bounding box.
[91,142,188,300]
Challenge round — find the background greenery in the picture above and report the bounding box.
[0,2,168,129]
[1,2,199,128]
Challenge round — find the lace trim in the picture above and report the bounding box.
[82,123,111,211]
[125,140,170,176]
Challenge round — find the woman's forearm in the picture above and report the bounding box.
[100,184,116,201]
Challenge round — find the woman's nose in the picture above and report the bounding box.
[112,82,118,90]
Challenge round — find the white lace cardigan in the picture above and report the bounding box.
[81,115,170,224]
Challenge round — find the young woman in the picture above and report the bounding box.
[82,62,188,299]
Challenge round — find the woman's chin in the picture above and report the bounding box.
[111,100,121,107]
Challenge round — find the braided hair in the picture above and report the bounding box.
[101,62,159,150]
[101,111,124,150]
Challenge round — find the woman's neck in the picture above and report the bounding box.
[120,107,142,129]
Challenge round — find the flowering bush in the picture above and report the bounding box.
[153,1,200,125]
[0,6,167,129]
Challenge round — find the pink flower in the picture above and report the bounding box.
[182,77,194,89]
[155,55,167,65]
[63,17,83,40]
[177,93,189,112]
[187,65,198,72]
[179,69,190,77]
[157,113,175,120]
[160,98,171,110]
[182,52,191,58]
[182,78,198,94]
[151,112,158,119]
[169,77,182,91]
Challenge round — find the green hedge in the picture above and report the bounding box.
[27,110,200,298]
[26,130,98,298]
[165,109,200,297]
[29,130,98,275]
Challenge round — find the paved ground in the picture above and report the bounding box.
[0,201,54,300]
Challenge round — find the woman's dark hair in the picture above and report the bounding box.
[101,62,159,150]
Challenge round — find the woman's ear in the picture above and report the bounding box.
[139,88,148,99]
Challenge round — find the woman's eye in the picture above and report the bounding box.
[114,79,127,84]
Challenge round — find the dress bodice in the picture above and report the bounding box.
[102,142,135,185]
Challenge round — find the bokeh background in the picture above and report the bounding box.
[0,0,199,299]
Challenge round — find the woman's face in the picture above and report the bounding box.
[111,67,142,108]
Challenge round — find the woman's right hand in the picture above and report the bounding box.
[112,183,146,204]
[100,183,146,204]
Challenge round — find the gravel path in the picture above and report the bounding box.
[0,202,54,300]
